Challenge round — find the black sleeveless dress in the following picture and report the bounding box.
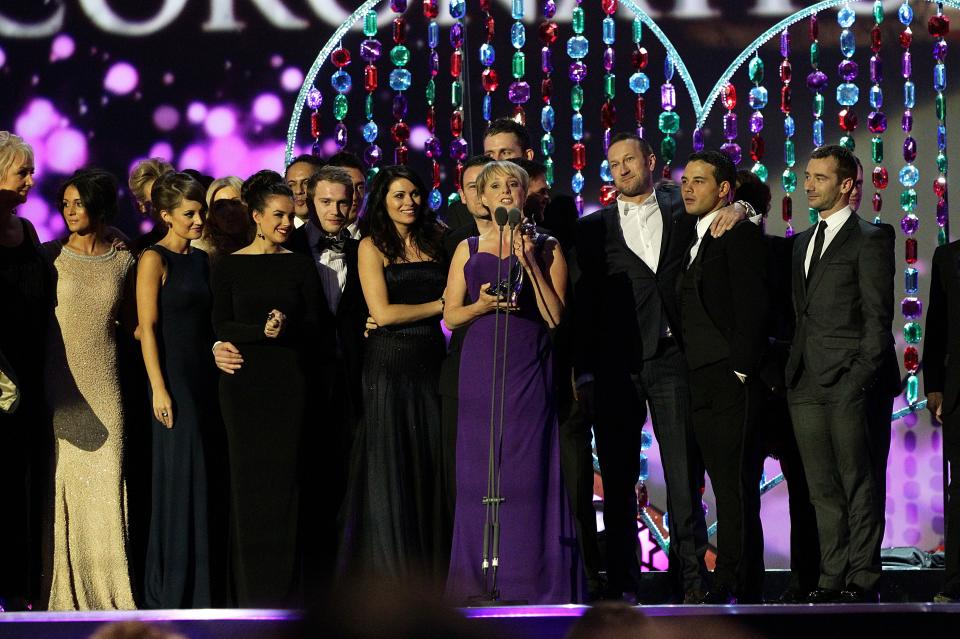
[142,245,215,608]
[339,261,449,582]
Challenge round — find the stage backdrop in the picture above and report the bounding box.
[1,0,952,568]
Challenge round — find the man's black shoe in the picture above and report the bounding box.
[682,588,706,604]
[775,586,809,604]
[840,585,880,603]
[699,587,737,605]
[805,587,844,604]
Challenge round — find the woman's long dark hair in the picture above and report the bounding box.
[56,168,119,226]
[358,165,444,264]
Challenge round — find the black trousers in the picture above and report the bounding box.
[788,371,887,591]
[689,360,765,600]
[944,413,960,596]
[594,338,708,596]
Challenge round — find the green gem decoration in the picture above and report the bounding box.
[906,375,919,404]
[365,94,373,119]
[604,74,616,99]
[632,16,642,43]
[364,11,377,37]
[839,136,855,151]
[425,79,435,105]
[809,208,818,225]
[873,0,884,24]
[936,93,946,120]
[571,85,584,111]
[447,192,461,206]
[810,41,820,67]
[451,80,463,107]
[871,137,884,163]
[658,111,680,134]
[782,169,797,193]
[541,132,554,156]
[390,45,410,67]
[900,189,917,212]
[812,93,824,117]
[512,51,525,79]
[752,162,769,182]
[333,93,348,120]
[748,57,764,84]
[904,321,922,343]
[544,157,554,187]
[572,7,585,34]
[660,136,677,163]
[366,166,380,182]
[784,140,796,167]
[939,227,948,246]
[937,152,948,173]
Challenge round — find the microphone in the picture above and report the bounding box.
[494,206,509,228]
[507,208,521,230]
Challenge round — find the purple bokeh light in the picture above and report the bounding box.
[179,144,209,171]
[209,135,248,176]
[15,98,60,141]
[104,62,139,95]
[281,67,304,92]
[163,72,175,85]
[153,105,180,131]
[50,35,75,62]
[270,55,284,68]
[409,125,430,151]
[148,142,174,162]
[0,46,6,68]
[45,128,87,174]
[186,102,208,124]
[205,106,237,138]
[252,94,283,124]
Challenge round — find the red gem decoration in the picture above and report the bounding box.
[432,161,441,188]
[781,195,793,222]
[750,135,765,162]
[872,166,889,189]
[310,112,321,139]
[426,106,436,132]
[599,184,619,206]
[780,86,792,114]
[450,111,463,137]
[838,108,858,132]
[809,14,819,40]
[899,27,912,49]
[512,105,526,125]
[481,68,499,92]
[905,238,918,264]
[871,25,882,52]
[480,0,491,10]
[779,60,792,83]
[539,21,558,46]
[485,15,495,40]
[601,102,616,129]
[934,176,948,198]
[393,17,406,44]
[394,144,408,165]
[572,142,586,170]
[364,65,378,92]
[634,95,646,121]
[904,346,920,373]
[872,192,882,213]
[390,121,410,143]
[541,78,552,102]
[423,0,438,20]
[929,14,951,38]
[450,50,463,78]
[631,48,648,70]
[722,83,737,110]
[602,0,618,14]
[331,48,351,68]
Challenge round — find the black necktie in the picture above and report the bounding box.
[316,232,346,254]
[806,220,827,283]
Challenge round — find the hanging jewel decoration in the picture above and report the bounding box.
[539,0,558,188]
[478,0,496,124]
[599,0,618,206]
[898,0,921,404]
[509,0,530,122]
[629,16,650,142]
[780,29,796,236]
[330,38,352,151]
[307,85,323,157]
[718,81,738,165]
[422,0,441,212]
[567,0,588,215]
[929,2,950,247]
[660,54,679,179]
[836,5,858,151]
[388,0,411,165]
[807,12,826,225]
[868,0,887,224]
[359,10,381,173]
[747,53,767,181]
[446,0,468,208]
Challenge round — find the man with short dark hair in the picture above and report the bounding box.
[679,151,767,603]
[787,144,898,603]
[285,154,325,228]
[483,117,535,161]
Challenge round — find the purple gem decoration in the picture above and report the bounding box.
[390,0,407,12]
[306,87,322,110]
[720,142,742,165]
[693,127,705,152]
[543,0,557,19]
[869,55,883,83]
[749,111,764,134]
[541,47,553,74]
[937,199,949,226]
[900,214,920,235]
[661,84,676,110]
[901,297,923,320]
[392,94,408,120]
[903,137,917,162]
[450,23,464,48]
[867,111,887,133]
[568,61,588,83]
[838,59,859,81]
[334,122,348,149]
[508,81,531,104]
[424,136,442,159]
[806,70,829,90]
[933,40,948,61]
[780,30,791,57]
[363,144,382,166]
[603,48,615,73]
[360,39,382,63]
[449,137,469,161]
[902,110,913,133]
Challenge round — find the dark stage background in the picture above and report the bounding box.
[1,0,953,566]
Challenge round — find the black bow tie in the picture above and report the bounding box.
[316,232,347,253]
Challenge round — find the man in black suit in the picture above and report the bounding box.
[573,133,752,602]
[924,237,960,603]
[678,152,768,603]
[786,145,898,604]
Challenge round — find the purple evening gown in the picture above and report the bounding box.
[445,236,573,604]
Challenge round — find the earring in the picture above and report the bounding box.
[256,224,265,240]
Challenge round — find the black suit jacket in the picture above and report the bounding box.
[923,239,960,418]
[680,220,768,377]
[573,183,695,376]
[785,212,899,395]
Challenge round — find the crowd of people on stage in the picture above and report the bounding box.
[0,116,957,612]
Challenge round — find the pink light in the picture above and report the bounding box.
[153,105,180,131]
[14,98,59,141]
[148,142,174,162]
[179,144,208,172]
[251,142,288,174]
[47,211,66,239]
[252,94,283,124]
[163,72,175,85]
[209,136,249,177]
[204,106,237,138]
[0,46,6,68]
[409,125,430,151]
[270,55,283,68]
[18,198,52,241]
[104,61,139,95]
[186,102,207,124]
[50,35,75,62]
[45,128,87,174]
[281,67,303,92]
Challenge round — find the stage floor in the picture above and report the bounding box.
[1,603,959,639]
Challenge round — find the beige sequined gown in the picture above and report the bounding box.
[42,242,137,610]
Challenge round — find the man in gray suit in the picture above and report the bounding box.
[785,145,898,604]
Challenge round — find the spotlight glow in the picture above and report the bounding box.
[153,105,180,131]
[148,142,174,161]
[45,128,88,173]
[280,67,303,92]
[103,62,139,95]
[252,94,283,124]
[50,35,75,61]
[204,107,237,138]
[15,99,60,141]
[186,102,208,124]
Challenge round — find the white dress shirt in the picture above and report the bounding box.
[346,220,361,240]
[688,210,720,266]
[294,215,307,229]
[617,193,662,273]
[804,206,852,276]
[306,223,348,315]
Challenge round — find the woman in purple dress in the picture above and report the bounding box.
[443,161,572,604]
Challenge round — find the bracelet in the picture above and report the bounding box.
[439,296,445,312]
